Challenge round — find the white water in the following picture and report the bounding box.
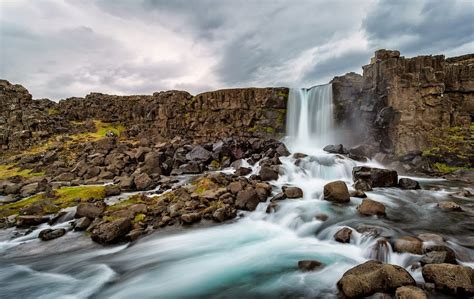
[0,85,472,298]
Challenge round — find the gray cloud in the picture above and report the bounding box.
[0,0,472,100]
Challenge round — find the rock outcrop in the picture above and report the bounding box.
[332,50,473,173]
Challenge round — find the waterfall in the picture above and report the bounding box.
[286,84,334,154]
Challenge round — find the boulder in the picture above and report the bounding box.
[75,202,105,219]
[74,217,92,231]
[283,186,303,198]
[235,189,260,211]
[353,166,398,188]
[417,233,444,244]
[134,173,153,190]
[16,215,50,227]
[337,260,416,298]
[185,145,212,162]
[334,227,352,243]
[90,217,131,244]
[227,181,244,194]
[420,250,457,265]
[4,183,21,195]
[181,212,201,224]
[393,236,423,254]
[422,263,474,296]
[395,286,428,299]
[54,172,75,181]
[38,228,66,241]
[323,144,346,154]
[323,181,350,203]
[259,165,279,181]
[235,167,252,176]
[270,192,287,202]
[20,183,39,197]
[357,198,386,216]
[437,201,462,212]
[212,206,236,222]
[398,178,421,190]
[276,144,290,157]
[354,179,372,191]
[118,176,134,190]
[105,184,121,196]
[177,162,201,174]
[298,260,324,271]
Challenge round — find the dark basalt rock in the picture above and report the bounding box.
[398,178,421,190]
[90,217,131,244]
[39,228,66,241]
[353,166,398,188]
[235,189,260,211]
[334,227,352,243]
[259,165,279,181]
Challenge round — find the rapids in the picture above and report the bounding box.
[0,85,472,298]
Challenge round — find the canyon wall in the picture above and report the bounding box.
[332,50,473,170]
[0,80,288,151]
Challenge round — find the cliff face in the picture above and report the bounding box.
[332,50,473,170]
[0,81,288,151]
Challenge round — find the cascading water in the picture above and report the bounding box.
[0,84,472,298]
[286,84,335,153]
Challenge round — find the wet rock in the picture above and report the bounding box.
[323,181,350,203]
[354,179,372,191]
[38,228,66,241]
[259,165,279,181]
[235,167,252,176]
[437,201,462,212]
[270,192,287,202]
[422,263,474,296]
[315,213,328,221]
[16,215,50,227]
[337,260,415,298]
[181,212,201,224]
[417,233,444,244]
[334,227,352,243]
[212,206,236,222]
[126,228,144,241]
[266,202,279,213]
[118,176,134,190]
[283,186,303,198]
[423,245,457,264]
[134,172,153,190]
[75,202,105,219]
[398,178,421,190]
[298,260,324,271]
[235,189,260,211]
[352,166,398,188]
[420,251,457,265]
[276,144,290,157]
[350,190,367,198]
[105,184,121,196]
[395,286,428,299]
[74,217,92,231]
[357,198,386,216]
[177,162,201,174]
[293,153,307,159]
[90,217,131,244]
[393,236,423,254]
[323,144,346,154]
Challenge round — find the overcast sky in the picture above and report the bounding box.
[1,0,473,100]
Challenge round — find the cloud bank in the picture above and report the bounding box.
[1,0,472,99]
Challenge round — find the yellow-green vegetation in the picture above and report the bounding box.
[133,213,146,223]
[107,194,148,211]
[277,90,289,98]
[47,108,60,116]
[0,185,106,217]
[70,120,125,142]
[209,160,221,169]
[0,164,45,180]
[275,109,286,125]
[422,124,473,172]
[433,163,465,173]
[192,177,217,194]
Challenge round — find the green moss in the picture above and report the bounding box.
[133,213,146,223]
[277,90,289,98]
[433,163,463,173]
[209,160,221,169]
[0,164,45,180]
[69,120,125,142]
[265,127,275,134]
[275,109,286,125]
[47,108,60,116]
[108,194,147,211]
[0,185,106,217]
[248,126,258,133]
[103,215,122,222]
[192,177,217,194]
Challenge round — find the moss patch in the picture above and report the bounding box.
[192,177,217,194]
[0,164,45,180]
[133,213,146,223]
[69,120,125,142]
[0,185,106,217]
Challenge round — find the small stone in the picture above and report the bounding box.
[298,260,324,271]
[38,228,66,241]
[334,227,352,243]
[398,178,421,190]
[181,212,201,224]
[315,213,328,221]
[283,186,303,198]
